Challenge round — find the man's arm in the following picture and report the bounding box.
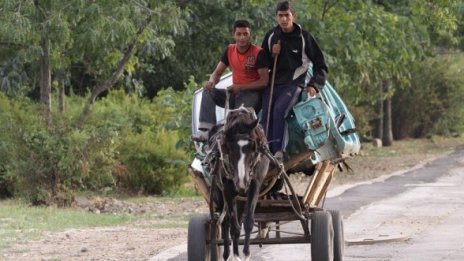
[204,61,227,91]
[228,67,269,93]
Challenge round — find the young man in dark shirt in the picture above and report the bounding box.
[194,20,269,141]
[261,0,328,159]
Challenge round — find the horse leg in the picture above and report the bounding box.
[243,180,259,261]
[224,180,241,261]
[229,201,243,260]
[221,212,231,261]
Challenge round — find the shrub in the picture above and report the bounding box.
[8,113,121,205]
[0,93,34,198]
[118,129,189,194]
[0,79,199,204]
[392,54,464,138]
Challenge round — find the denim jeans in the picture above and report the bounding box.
[261,83,300,154]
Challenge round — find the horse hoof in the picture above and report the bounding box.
[244,255,251,261]
[227,255,240,261]
[232,255,242,261]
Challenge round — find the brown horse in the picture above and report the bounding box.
[213,106,270,261]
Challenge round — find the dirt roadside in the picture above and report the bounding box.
[1,141,458,261]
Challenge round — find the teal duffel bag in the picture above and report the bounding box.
[285,68,361,168]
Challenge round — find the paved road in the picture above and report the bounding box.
[153,149,464,260]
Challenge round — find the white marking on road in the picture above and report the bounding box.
[404,182,455,187]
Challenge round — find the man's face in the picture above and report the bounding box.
[276,10,295,32]
[233,27,252,48]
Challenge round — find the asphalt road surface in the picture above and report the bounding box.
[153,149,464,261]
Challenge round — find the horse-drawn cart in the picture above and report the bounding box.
[188,69,360,261]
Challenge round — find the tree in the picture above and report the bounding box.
[1,1,187,121]
[0,1,71,118]
[291,0,460,142]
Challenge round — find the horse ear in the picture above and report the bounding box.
[247,107,256,115]
[246,119,259,130]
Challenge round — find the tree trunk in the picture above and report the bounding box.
[382,81,393,146]
[373,83,383,139]
[59,77,65,114]
[40,38,51,119]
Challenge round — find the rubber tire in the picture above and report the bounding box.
[311,211,334,261]
[188,214,212,261]
[329,210,345,261]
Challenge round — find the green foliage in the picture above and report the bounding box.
[81,87,196,195]
[0,0,188,101]
[152,76,200,150]
[103,79,199,195]
[143,0,274,95]
[118,129,188,195]
[0,100,121,204]
[2,0,464,204]
[0,81,199,204]
[392,54,464,138]
[410,0,460,47]
[0,93,36,198]
[285,0,460,139]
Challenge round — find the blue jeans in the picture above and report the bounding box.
[261,83,300,154]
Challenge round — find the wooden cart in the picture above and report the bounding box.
[187,152,344,261]
[188,68,359,260]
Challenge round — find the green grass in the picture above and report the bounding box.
[75,182,202,201]
[0,199,133,251]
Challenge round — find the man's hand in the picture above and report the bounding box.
[227,84,241,94]
[306,86,317,97]
[204,80,215,91]
[272,40,281,58]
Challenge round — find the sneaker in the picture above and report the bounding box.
[274,150,284,165]
[192,130,209,142]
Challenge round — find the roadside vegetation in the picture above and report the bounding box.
[2,136,464,253]
[0,0,463,206]
[0,198,132,250]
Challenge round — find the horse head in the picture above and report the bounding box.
[222,106,265,194]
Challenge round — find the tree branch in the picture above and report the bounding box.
[78,14,153,126]
[321,0,340,21]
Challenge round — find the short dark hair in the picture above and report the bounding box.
[233,20,251,32]
[275,1,295,15]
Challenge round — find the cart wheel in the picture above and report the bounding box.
[188,214,220,261]
[329,210,345,261]
[311,211,334,261]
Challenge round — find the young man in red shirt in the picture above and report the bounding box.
[194,20,269,141]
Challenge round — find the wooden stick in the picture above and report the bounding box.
[265,52,279,137]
